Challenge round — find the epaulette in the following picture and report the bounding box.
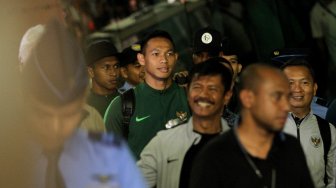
[88,131,122,147]
[165,117,188,129]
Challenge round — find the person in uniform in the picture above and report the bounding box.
[19,23,106,132]
[21,20,146,188]
[104,30,190,160]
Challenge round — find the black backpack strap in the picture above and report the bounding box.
[120,89,135,139]
[315,114,331,185]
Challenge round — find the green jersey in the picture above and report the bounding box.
[104,82,190,159]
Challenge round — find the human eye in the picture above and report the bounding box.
[230,58,238,64]
[272,92,282,102]
[133,64,141,68]
[151,50,160,56]
[113,64,120,69]
[191,84,201,90]
[102,64,110,70]
[166,51,175,57]
[302,80,309,85]
[209,86,218,92]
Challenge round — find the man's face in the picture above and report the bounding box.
[138,37,177,82]
[188,75,231,119]
[247,72,290,133]
[120,61,144,86]
[221,54,242,81]
[193,52,211,64]
[88,56,120,93]
[26,96,84,151]
[283,66,317,112]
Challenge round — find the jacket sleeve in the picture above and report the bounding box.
[137,135,162,188]
[104,96,123,135]
[326,124,336,188]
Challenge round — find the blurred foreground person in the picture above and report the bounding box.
[189,64,314,188]
[19,24,105,132]
[21,20,146,188]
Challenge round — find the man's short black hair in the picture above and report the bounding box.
[280,58,316,82]
[188,59,233,93]
[206,57,234,75]
[140,30,175,54]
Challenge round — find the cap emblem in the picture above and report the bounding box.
[201,32,213,44]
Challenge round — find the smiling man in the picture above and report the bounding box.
[281,58,336,188]
[137,60,232,188]
[85,40,121,116]
[189,63,314,188]
[104,30,190,159]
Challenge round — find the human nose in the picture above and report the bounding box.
[291,82,303,92]
[159,54,168,64]
[198,88,210,97]
[108,68,118,76]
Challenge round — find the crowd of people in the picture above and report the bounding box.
[1,0,336,188]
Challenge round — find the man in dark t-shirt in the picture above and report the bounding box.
[189,64,314,188]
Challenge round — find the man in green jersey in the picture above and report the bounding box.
[104,30,190,159]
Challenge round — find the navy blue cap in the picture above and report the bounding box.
[271,48,310,64]
[22,20,88,106]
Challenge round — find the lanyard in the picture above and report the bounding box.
[233,127,276,188]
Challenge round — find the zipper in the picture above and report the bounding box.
[296,124,300,141]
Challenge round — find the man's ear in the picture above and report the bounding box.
[137,53,145,66]
[237,63,242,74]
[223,89,233,106]
[313,82,318,96]
[174,52,179,61]
[120,67,128,79]
[239,90,254,109]
[87,66,94,79]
